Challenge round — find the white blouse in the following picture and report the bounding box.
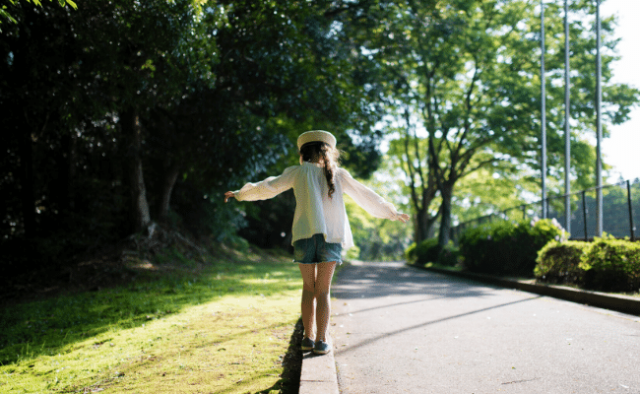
[233,161,400,249]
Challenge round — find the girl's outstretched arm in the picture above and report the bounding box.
[225,166,297,202]
[395,213,410,223]
[340,168,410,223]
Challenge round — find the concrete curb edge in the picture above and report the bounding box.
[298,335,339,394]
[410,264,640,317]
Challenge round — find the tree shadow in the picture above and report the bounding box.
[334,295,541,356]
[332,261,542,356]
[332,261,497,301]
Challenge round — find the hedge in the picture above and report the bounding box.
[534,240,591,285]
[405,238,439,264]
[535,236,640,292]
[459,218,563,276]
[405,238,461,267]
[581,237,640,292]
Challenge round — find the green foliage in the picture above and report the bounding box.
[415,238,440,264]
[534,240,591,285]
[581,237,640,292]
[344,190,411,262]
[345,245,361,262]
[405,238,461,267]
[460,218,563,276]
[370,0,638,245]
[1,0,390,269]
[405,242,417,264]
[535,237,640,293]
[0,0,77,28]
[438,242,463,267]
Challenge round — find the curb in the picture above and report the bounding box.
[298,335,339,394]
[410,264,640,317]
[298,261,352,394]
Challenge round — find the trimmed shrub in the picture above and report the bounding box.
[404,238,440,264]
[438,241,463,267]
[405,242,418,263]
[581,237,640,292]
[405,238,462,266]
[460,218,563,276]
[415,238,440,263]
[534,241,591,285]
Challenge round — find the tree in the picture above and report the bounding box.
[366,0,638,247]
[386,123,440,244]
[0,0,396,268]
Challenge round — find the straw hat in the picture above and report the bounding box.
[297,130,336,150]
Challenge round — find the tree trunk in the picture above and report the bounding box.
[438,181,455,247]
[14,10,36,237]
[121,108,151,233]
[18,119,35,237]
[414,207,437,244]
[158,161,180,222]
[56,133,76,211]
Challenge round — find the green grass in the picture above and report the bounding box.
[0,246,303,393]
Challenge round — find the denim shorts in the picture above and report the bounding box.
[293,233,343,265]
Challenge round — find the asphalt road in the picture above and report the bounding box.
[330,261,640,394]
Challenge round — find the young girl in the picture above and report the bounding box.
[224,130,409,355]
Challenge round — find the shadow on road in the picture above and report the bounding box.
[333,261,495,301]
[334,295,541,356]
[332,262,542,356]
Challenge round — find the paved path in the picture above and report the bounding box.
[330,262,640,394]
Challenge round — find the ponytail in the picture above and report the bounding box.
[319,145,336,199]
[300,142,341,199]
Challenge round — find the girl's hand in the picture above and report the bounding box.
[395,213,410,223]
[224,191,236,203]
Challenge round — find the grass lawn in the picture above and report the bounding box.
[0,245,304,393]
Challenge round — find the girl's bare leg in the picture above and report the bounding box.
[314,261,337,342]
[298,264,317,340]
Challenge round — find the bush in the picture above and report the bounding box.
[438,242,463,267]
[404,238,439,264]
[581,236,640,292]
[534,240,591,285]
[459,218,563,276]
[405,242,418,263]
[404,238,462,267]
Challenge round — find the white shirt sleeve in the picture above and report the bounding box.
[233,166,297,201]
[339,168,399,220]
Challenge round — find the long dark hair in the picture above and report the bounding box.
[299,141,341,199]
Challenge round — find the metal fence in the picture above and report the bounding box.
[450,179,639,245]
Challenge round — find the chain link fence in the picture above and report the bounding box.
[451,179,639,245]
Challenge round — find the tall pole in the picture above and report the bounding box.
[595,0,603,236]
[541,0,547,219]
[564,0,571,234]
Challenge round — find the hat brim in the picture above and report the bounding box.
[297,130,337,150]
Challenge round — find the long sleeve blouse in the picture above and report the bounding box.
[232,161,400,249]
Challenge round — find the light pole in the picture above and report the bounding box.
[595,0,603,236]
[541,0,547,219]
[564,0,571,234]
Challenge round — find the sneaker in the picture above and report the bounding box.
[313,340,330,355]
[301,336,314,351]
